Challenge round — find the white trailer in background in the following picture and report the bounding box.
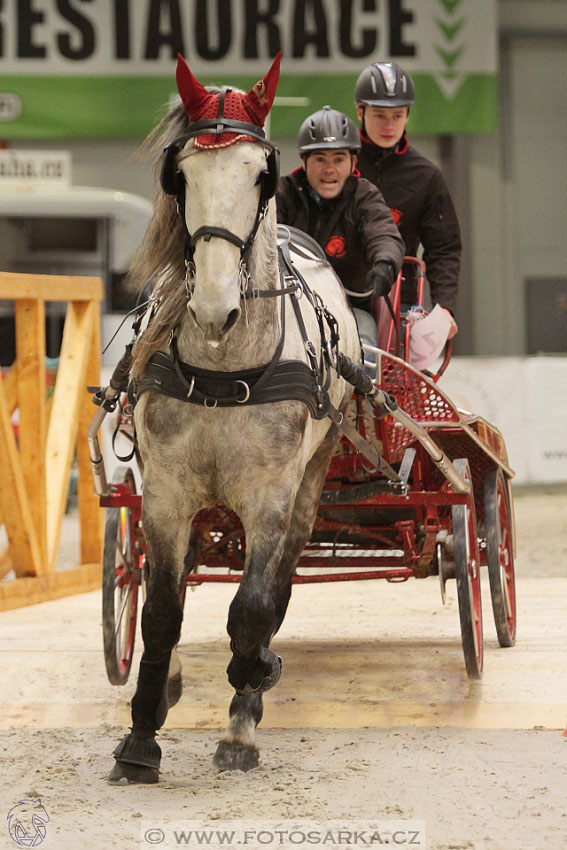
[0,185,152,366]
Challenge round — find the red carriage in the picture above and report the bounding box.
[89,257,516,689]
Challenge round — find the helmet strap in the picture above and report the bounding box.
[358,105,367,138]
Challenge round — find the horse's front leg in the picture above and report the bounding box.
[214,430,340,772]
[213,495,295,771]
[108,489,192,784]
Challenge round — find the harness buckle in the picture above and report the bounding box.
[185,375,196,399]
[288,276,303,299]
[235,380,251,404]
[239,261,251,293]
[305,340,317,359]
[326,339,338,366]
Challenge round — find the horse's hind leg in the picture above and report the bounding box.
[108,501,190,784]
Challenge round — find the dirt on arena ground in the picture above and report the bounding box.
[0,485,565,850]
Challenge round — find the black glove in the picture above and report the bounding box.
[366,260,396,299]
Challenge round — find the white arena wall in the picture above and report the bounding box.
[438,356,567,485]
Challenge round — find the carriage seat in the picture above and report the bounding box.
[277,224,328,263]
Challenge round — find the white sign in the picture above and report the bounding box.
[0,0,497,76]
[0,150,71,187]
[439,356,567,484]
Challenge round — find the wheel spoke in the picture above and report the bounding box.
[102,468,139,685]
[114,585,132,639]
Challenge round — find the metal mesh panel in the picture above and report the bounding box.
[377,353,460,462]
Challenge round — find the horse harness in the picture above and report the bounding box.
[95,109,398,473]
[132,236,349,424]
[113,233,395,477]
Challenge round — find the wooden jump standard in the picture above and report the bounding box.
[0,272,104,611]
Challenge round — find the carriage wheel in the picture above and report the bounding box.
[452,458,483,679]
[484,467,517,647]
[102,466,142,685]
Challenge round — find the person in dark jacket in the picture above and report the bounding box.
[276,105,405,352]
[354,61,461,338]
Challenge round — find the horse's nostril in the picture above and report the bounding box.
[222,308,241,335]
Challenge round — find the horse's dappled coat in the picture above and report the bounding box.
[108,53,361,782]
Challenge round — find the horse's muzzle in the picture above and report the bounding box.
[188,303,241,342]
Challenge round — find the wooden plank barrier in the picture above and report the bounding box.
[0,272,105,611]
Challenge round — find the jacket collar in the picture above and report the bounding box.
[359,129,409,159]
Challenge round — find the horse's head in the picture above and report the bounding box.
[167,54,281,344]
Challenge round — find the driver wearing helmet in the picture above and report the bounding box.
[355,62,461,338]
[276,105,405,352]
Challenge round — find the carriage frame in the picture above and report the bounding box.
[90,257,517,686]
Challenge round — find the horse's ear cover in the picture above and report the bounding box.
[161,143,181,196]
[162,53,282,198]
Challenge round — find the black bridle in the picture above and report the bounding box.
[161,91,284,300]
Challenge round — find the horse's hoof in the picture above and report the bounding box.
[110,732,161,784]
[213,740,259,772]
[108,760,159,784]
[227,647,282,695]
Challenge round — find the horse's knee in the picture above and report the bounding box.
[227,584,275,657]
[227,645,282,694]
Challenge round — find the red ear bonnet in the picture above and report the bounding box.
[175,52,281,149]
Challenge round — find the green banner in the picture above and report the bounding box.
[0,73,497,139]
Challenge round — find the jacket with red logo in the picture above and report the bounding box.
[357,132,461,314]
[276,168,405,310]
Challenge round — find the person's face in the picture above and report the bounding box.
[303,149,355,199]
[356,104,409,148]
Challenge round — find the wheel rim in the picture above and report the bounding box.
[496,475,516,633]
[465,500,483,665]
[452,459,483,679]
[485,468,516,646]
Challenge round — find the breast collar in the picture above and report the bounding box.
[129,239,342,422]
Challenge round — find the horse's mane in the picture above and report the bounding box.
[127,100,191,376]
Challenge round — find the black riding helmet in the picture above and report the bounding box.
[354,62,415,108]
[297,105,361,155]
